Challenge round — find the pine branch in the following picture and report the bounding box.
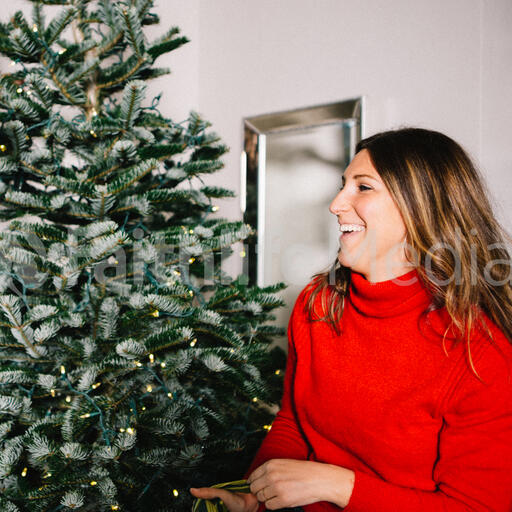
[40,52,87,105]
[9,11,40,61]
[7,220,69,245]
[25,72,53,110]
[66,56,100,86]
[148,27,189,62]
[200,186,236,199]
[106,159,158,195]
[31,3,46,34]
[97,54,146,90]
[138,143,184,160]
[116,6,145,58]
[44,6,77,45]
[26,0,70,4]
[3,120,28,159]
[120,79,146,129]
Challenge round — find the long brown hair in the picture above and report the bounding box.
[305,127,512,378]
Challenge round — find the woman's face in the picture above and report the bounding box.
[329,149,413,282]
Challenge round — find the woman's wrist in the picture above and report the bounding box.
[324,464,355,508]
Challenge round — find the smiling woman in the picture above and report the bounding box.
[191,128,512,512]
[329,149,411,282]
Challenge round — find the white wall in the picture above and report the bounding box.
[148,0,200,121]
[481,0,512,226]
[196,0,512,275]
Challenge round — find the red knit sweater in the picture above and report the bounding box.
[244,269,512,511]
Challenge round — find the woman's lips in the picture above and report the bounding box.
[340,230,364,240]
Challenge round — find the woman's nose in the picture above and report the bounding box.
[329,190,350,215]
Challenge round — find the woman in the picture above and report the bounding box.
[190,128,512,511]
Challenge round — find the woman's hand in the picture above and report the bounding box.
[246,458,355,510]
[189,486,259,512]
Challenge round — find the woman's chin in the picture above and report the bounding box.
[337,254,362,273]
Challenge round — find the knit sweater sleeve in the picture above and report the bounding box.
[244,289,310,479]
[343,336,512,512]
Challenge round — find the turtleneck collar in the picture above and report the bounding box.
[348,268,432,318]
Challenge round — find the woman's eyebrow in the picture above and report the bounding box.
[342,173,380,182]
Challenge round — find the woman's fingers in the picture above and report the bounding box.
[189,487,247,512]
[190,486,221,500]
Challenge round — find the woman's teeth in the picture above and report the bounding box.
[339,224,365,233]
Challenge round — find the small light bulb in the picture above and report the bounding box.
[0,144,6,152]
[188,290,194,296]
[59,48,66,54]
[190,339,197,347]
[126,427,135,435]
[111,506,119,511]
[90,481,97,486]
[10,61,15,66]
[89,130,97,138]
[151,310,159,317]
[135,361,143,367]
[32,24,38,32]
[275,370,281,375]
[188,257,195,264]
[167,392,173,399]
[173,269,181,276]
[146,384,153,392]
[43,472,52,479]
[65,395,72,403]
[50,389,56,397]
[149,354,154,363]
[160,362,166,368]
[212,205,219,212]
[60,366,66,375]
[263,424,272,431]
[21,467,28,477]
[92,382,101,389]
[16,87,23,94]
[80,413,91,418]
[120,428,126,433]
[240,250,246,257]
[252,397,258,402]
[141,406,146,411]
[173,489,179,497]
[189,229,194,234]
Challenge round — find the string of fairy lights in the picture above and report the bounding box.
[15,352,193,509]
[21,367,275,508]
[12,338,279,509]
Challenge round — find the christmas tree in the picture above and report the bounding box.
[0,1,286,510]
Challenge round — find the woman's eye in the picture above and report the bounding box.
[338,183,372,191]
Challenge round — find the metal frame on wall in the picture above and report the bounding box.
[241,97,364,287]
